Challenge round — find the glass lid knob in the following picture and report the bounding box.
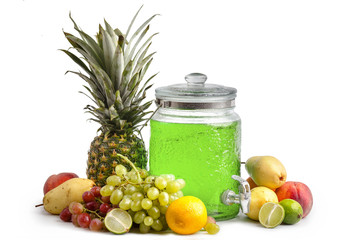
[185,73,207,86]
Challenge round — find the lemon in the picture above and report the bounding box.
[259,202,285,228]
[104,209,132,234]
[246,187,278,221]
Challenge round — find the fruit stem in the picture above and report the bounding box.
[117,154,141,182]
[35,203,44,207]
[85,208,104,220]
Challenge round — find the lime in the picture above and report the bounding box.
[279,199,303,225]
[104,209,132,234]
[258,202,285,228]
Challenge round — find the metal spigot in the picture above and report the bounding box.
[221,175,251,213]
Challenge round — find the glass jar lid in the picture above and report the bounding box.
[155,73,237,109]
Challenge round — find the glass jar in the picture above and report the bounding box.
[149,73,246,220]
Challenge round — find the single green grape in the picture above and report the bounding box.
[151,219,163,231]
[123,194,132,199]
[124,185,137,195]
[176,190,184,198]
[155,177,167,189]
[130,174,142,184]
[115,164,127,177]
[133,211,146,224]
[131,199,143,212]
[143,216,154,226]
[144,176,155,183]
[169,193,178,203]
[158,215,168,229]
[126,171,135,179]
[159,205,168,214]
[158,192,169,206]
[176,179,186,189]
[110,189,123,205]
[205,223,220,234]
[139,222,151,233]
[143,183,152,193]
[141,198,153,210]
[148,206,160,219]
[139,169,149,179]
[106,175,122,186]
[147,187,160,200]
[132,192,144,200]
[161,174,175,183]
[100,185,114,197]
[166,181,181,193]
[119,198,132,210]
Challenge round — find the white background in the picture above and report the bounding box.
[1,0,359,239]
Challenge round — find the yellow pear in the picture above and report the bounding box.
[246,186,278,221]
[43,178,94,214]
[245,156,287,189]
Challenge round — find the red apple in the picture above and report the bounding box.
[275,181,313,218]
[43,172,79,194]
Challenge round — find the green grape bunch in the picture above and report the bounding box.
[99,154,186,233]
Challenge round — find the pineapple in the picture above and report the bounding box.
[61,8,158,186]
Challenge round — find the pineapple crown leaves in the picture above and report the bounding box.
[61,6,159,134]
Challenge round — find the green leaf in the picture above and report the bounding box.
[111,45,125,91]
[132,32,158,67]
[60,49,94,79]
[69,14,104,65]
[104,19,118,44]
[75,48,100,71]
[120,60,133,97]
[133,44,152,76]
[102,27,116,75]
[127,25,149,63]
[66,70,105,101]
[96,24,104,49]
[125,14,158,64]
[123,73,140,107]
[132,52,156,76]
[114,90,124,111]
[80,85,104,107]
[88,61,115,107]
[66,35,105,69]
[63,31,83,50]
[134,72,158,103]
[79,90,97,106]
[124,5,144,49]
[109,105,119,121]
[138,58,153,83]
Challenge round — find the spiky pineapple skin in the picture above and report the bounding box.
[87,132,147,186]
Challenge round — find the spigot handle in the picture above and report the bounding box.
[221,175,251,213]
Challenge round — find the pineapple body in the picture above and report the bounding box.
[87,133,147,186]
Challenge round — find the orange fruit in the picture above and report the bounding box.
[165,196,207,235]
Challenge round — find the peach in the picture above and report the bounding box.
[43,172,78,195]
[275,181,313,218]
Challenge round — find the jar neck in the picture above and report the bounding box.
[152,107,240,124]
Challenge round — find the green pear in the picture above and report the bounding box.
[245,156,287,189]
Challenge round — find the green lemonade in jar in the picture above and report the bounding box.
[149,73,248,220]
[150,120,241,220]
